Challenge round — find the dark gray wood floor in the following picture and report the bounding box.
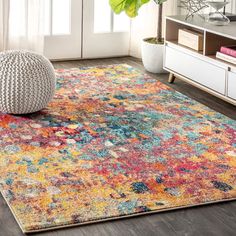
[0,57,235,236]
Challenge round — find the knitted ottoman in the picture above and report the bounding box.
[0,50,56,114]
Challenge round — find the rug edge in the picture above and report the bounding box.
[23,198,236,233]
[0,189,25,234]
[1,188,235,234]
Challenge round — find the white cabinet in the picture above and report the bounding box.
[165,46,226,94]
[228,72,236,100]
[164,16,236,106]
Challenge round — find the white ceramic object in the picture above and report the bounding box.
[0,50,56,114]
[141,38,166,74]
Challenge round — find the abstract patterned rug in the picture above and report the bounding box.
[0,64,235,233]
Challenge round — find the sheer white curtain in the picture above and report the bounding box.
[130,0,178,58]
[0,0,45,53]
[0,0,9,51]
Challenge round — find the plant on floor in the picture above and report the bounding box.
[109,0,167,74]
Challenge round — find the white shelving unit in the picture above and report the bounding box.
[164,15,236,106]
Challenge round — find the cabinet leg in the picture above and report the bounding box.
[168,73,176,83]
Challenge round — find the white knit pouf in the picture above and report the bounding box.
[0,50,56,114]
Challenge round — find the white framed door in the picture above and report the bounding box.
[44,0,82,60]
[82,0,131,58]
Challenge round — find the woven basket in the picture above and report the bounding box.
[0,50,56,114]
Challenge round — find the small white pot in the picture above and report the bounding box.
[141,38,166,74]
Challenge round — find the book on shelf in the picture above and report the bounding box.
[220,45,236,58]
[216,51,236,65]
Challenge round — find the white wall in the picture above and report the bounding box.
[129,0,178,58]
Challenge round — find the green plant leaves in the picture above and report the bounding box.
[109,0,151,17]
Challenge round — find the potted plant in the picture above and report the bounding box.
[110,0,167,73]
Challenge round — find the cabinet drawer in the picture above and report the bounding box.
[228,71,236,100]
[165,46,226,94]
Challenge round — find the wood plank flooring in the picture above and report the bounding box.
[0,57,235,236]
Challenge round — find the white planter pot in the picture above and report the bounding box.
[141,38,166,74]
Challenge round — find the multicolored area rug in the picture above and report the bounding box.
[0,65,236,233]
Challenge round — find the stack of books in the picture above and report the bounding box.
[216,45,236,65]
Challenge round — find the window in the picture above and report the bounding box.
[52,0,71,35]
[113,12,130,32]
[94,0,130,33]
[9,0,71,37]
